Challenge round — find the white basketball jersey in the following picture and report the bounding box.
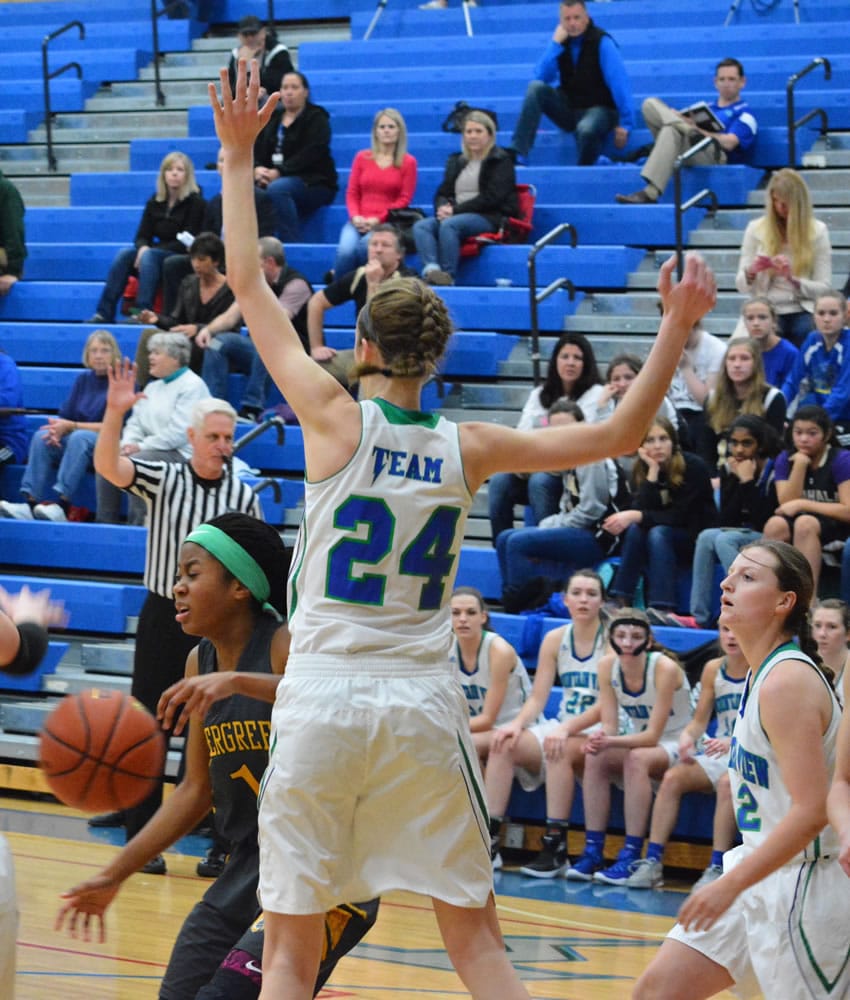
[729,643,841,861]
[451,631,532,725]
[611,651,692,740]
[712,659,747,739]
[555,623,606,722]
[288,398,472,663]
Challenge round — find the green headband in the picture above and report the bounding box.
[184,523,278,618]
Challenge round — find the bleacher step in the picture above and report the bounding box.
[80,643,135,676]
[0,731,182,778]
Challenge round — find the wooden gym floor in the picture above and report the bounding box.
[2,792,738,999]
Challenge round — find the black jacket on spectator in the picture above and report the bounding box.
[433,146,518,230]
[632,452,718,539]
[202,189,278,239]
[716,460,777,532]
[254,103,338,191]
[134,193,206,254]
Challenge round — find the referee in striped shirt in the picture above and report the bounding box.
[93,359,262,866]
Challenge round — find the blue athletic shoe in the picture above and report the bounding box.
[565,850,602,881]
[592,850,639,885]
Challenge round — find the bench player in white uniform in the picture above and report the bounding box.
[626,624,748,890]
[636,540,850,1000]
[212,58,717,1000]
[812,598,850,709]
[485,569,608,875]
[565,609,693,884]
[449,587,533,764]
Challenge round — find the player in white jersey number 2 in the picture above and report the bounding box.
[635,540,850,1000]
[212,58,718,1000]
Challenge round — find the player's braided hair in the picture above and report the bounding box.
[352,277,453,381]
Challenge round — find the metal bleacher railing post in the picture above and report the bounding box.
[673,137,719,281]
[42,21,85,173]
[527,224,577,385]
[786,57,831,167]
[151,0,191,106]
[364,0,474,40]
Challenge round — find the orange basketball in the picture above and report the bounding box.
[39,689,166,812]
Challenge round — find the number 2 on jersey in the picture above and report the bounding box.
[327,496,461,610]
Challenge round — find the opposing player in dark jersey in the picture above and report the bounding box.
[55,513,377,998]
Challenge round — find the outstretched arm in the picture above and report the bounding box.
[210,60,357,463]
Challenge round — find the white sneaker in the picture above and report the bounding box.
[33,502,67,522]
[0,501,34,520]
[625,857,663,889]
[691,863,723,892]
[419,0,447,7]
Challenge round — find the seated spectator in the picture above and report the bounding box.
[306,224,415,387]
[811,598,850,707]
[199,237,313,423]
[507,0,633,167]
[496,400,620,613]
[625,625,747,890]
[449,587,532,765]
[227,15,293,102]
[735,168,832,347]
[88,152,204,324]
[689,414,779,629]
[96,332,209,525]
[566,609,691,883]
[616,57,757,205]
[604,416,717,618]
[763,404,850,594]
[736,296,799,389]
[139,233,240,373]
[332,109,417,279]
[0,170,25,296]
[701,338,785,469]
[253,71,338,242]
[412,111,517,286]
[161,147,277,313]
[0,331,120,523]
[485,569,608,874]
[0,348,27,468]
[781,290,850,431]
[488,332,604,544]
[666,320,725,451]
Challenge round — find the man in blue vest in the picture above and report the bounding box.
[508,0,634,167]
[616,57,758,204]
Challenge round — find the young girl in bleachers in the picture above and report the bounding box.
[762,404,850,594]
[448,586,533,765]
[625,625,747,891]
[484,569,608,874]
[737,296,799,390]
[566,608,691,884]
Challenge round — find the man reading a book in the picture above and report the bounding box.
[615,57,757,204]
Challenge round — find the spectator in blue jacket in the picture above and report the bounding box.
[508,0,634,167]
[616,57,757,204]
[738,297,799,390]
[781,290,850,430]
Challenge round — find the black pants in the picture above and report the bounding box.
[125,590,199,840]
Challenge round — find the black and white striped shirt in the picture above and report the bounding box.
[130,459,262,597]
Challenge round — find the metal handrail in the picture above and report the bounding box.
[150,0,190,107]
[251,477,282,502]
[673,135,721,279]
[42,20,84,173]
[787,57,831,166]
[232,414,286,453]
[527,223,578,385]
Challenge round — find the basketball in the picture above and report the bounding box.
[39,689,166,812]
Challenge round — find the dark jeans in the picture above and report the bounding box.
[511,80,618,165]
[265,177,336,242]
[201,334,269,412]
[609,522,695,610]
[777,310,815,348]
[487,471,563,544]
[496,524,604,591]
[96,246,178,321]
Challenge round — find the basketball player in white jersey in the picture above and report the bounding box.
[211,59,717,1000]
[485,569,608,876]
[449,587,532,763]
[637,540,850,1000]
[626,625,747,890]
